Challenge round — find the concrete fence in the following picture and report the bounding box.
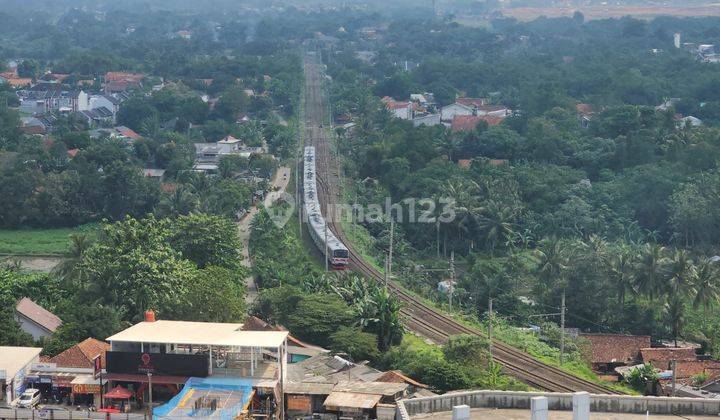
[396,390,720,419]
[0,408,147,420]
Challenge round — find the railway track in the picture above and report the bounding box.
[301,54,621,395]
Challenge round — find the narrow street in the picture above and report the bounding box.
[238,166,291,304]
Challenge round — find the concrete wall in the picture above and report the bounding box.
[396,390,720,419]
[14,314,52,341]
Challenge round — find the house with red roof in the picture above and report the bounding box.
[451,115,504,132]
[51,338,110,370]
[580,333,650,371]
[14,297,62,340]
[383,97,412,120]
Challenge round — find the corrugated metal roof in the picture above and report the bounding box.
[285,382,335,395]
[324,391,381,409]
[106,320,287,348]
[332,380,407,396]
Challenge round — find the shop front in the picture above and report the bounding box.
[71,375,106,407]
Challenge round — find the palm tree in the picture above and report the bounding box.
[666,249,694,295]
[53,234,93,287]
[665,294,686,348]
[607,244,636,306]
[477,201,517,256]
[156,186,198,217]
[634,243,669,301]
[535,237,570,291]
[691,257,720,329]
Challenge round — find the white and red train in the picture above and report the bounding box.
[303,146,349,269]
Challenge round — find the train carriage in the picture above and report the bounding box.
[303,146,349,269]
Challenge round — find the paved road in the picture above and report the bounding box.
[238,166,291,304]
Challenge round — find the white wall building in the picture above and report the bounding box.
[0,347,42,403]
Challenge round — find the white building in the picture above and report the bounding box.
[14,297,62,341]
[440,103,474,122]
[386,101,412,120]
[1,347,42,403]
[412,113,441,127]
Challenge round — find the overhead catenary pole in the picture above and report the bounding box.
[488,297,494,362]
[449,250,455,311]
[324,217,329,272]
[560,289,566,365]
[436,220,440,259]
[297,148,301,239]
[385,219,394,288]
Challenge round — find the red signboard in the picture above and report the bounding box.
[93,355,102,379]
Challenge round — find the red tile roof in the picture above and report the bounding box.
[105,72,145,83]
[117,127,140,139]
[375,370,427,388]
[3,78,32,88]
[67,148,80,158]
[641,348,696,370]
[15,297,62,333]
[451,115,504,132]
[456,98,487,108]
[458,159,472,169]
[580,333,650,365]
[576,103,594,116]
[50,338,110,369]
[386,101,410,110]
[675,360,720,379]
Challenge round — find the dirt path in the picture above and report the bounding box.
[238,166,292,305]
[0,255,62,272]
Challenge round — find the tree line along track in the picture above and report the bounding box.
[301,55,622,395]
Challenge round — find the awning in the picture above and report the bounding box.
[71,375,107,386]
[323,392,382,410]
[103,386,133,399]
[103,373,188,385]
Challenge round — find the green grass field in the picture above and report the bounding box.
[0,224,97,255]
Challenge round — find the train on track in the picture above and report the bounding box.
[303,146,349,269]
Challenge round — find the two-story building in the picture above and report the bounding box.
[104,314,288,419]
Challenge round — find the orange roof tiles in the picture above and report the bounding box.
[451,115,504,132]
[580,333,650,365]
[50,338,110,369]
[675,360,720,379]
[375,370,427,388]
[576,103,594,116]
[456,98,487,108]
[641,348,697,367]
[105,72,145,83]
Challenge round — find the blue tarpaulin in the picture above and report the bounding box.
[153,377,253,420]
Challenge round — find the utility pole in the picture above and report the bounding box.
[385,220,394,287]
[671,359,677,396]
[488,297,494,362]
[147,373,153,418]
[324,217,329,272]
[449,251,455,311]
[297,149,301,239]
[560,289,566,365]
[436,220,440,259]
